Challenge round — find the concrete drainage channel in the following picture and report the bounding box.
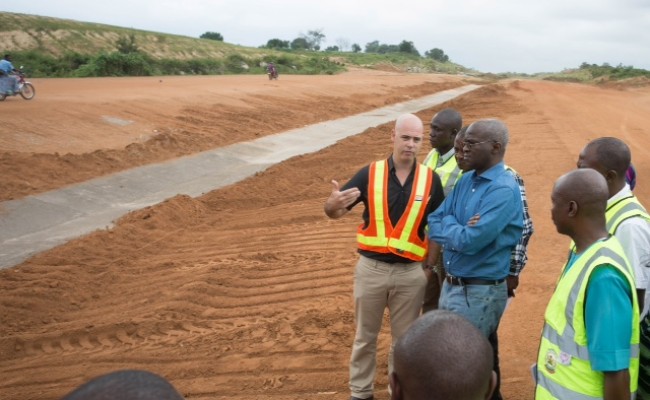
[0,84,480,269]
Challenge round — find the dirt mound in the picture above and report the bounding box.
[2,73,650,400]
[0,76,463,201]
[596,75,650,90]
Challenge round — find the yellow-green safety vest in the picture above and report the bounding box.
[606,195,650,234]
[535,237,639,400]
[569,194,650,276]
[422,149,462,196]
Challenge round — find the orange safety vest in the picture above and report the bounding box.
[357,160,433,261]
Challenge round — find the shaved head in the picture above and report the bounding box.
[62,370,184,400]
[396,113,424,134]
[393,310,493,400]
[582,137,631,176]
[551,168,609,240]
[554,168,609,217]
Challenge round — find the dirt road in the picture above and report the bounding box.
[1,70,649,399]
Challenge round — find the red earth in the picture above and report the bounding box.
[1,69,649,399]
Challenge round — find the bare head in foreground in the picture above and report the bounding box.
[551,168,609,250]
[60,370,184,400]
[390,310,496,400]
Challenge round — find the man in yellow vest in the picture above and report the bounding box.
[423,108,464,196]
[535,168,639,400]
[324,113,445,400]
[576,137,650,399]
[421,108,464,313]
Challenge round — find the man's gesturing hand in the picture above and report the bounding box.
[324,180,360,219]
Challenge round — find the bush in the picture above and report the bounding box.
[200,32,224,41]
[77,52,154,77]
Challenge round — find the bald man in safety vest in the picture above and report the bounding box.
[325,113,445,400]
[535,168,638,400]
[576,137,650,399]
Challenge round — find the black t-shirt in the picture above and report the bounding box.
[342,156,445,263]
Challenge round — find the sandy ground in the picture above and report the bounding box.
[1,69,649,400]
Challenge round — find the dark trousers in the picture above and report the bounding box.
[422,275,441,313]
[488,330,503,400]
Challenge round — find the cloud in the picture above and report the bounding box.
[2,0,649,73]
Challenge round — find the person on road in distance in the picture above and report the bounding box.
[0,54,19,94]
[324,113,445,400]
[451,125,534,400]
[421,108,464,313]
[390,310,496,400]
[576,137,650,399]
[535,168,638,400]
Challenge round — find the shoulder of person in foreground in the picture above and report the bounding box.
[61,369,184,400]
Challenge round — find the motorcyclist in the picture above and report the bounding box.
[0,54,19,94]
[266,62,278,78]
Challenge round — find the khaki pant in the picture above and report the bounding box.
[349,255,427,398]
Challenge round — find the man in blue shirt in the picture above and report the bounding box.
[427,119,523,338]
[0,54,19,94]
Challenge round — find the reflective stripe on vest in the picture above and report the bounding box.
[606,195,650,234]
[423,149,462,196]
[535,239,639,400]
[357,160,432,261]
[569,195,650,276]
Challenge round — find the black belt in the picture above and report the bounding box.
[445,275,505,286]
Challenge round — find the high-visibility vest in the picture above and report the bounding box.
[357,160,433,262]
[423,149,462,196]
[569,195,650,276]
[535,237,639,400]
[606,195,650,234]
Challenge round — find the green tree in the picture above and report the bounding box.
[398,40,419,56]
[291,37,310,50]
[304,29,326,50]
[265,38,290,49]
[425,48,449,62]
[200,32,224,41]
[365,40,380,53]
[351,43,362,53]
[324,45,339,52]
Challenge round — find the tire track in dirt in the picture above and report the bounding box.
[3,81,650,399]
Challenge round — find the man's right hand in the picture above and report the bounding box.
[324,180,360,219]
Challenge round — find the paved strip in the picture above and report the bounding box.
[0,84,480,269]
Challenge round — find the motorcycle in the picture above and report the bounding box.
[267,65,279,80]
[0,67,36,101]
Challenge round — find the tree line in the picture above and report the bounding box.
[200,29,451,62]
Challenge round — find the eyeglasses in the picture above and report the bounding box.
[463,140,498,149]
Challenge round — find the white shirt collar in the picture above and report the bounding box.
[608,184,633,206]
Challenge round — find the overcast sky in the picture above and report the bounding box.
[3,0,650,73]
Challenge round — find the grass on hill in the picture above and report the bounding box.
[2,11,649,83]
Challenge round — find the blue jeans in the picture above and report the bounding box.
[439,280,507,337]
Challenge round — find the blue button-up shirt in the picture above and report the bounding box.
[428,161,523,280]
